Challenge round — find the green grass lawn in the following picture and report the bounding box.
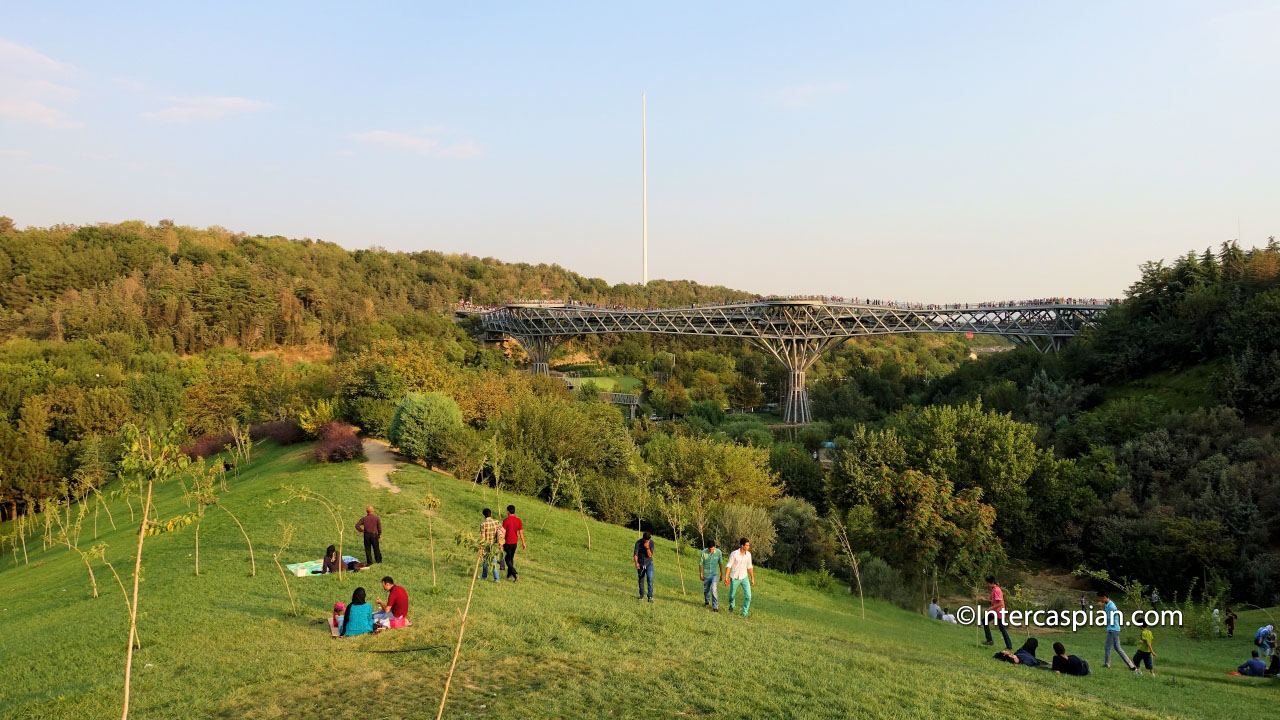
[562,375,642,393]
[1,442,1276,719]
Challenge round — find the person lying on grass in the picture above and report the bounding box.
[340,587,379,637]
[1050,642,1090,676]
[994,638,1046,668]
[372,576,410,628]
[314,545,367,574]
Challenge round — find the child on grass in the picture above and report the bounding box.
[329,602,345,637]
[1132,620,1156,676]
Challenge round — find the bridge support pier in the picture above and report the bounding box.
[754,337,838,424]
[512,335,564,375]
[1007,335,1063,353]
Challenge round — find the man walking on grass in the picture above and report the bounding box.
[479,508,504,583]
[724,538,755,618]
[634,531,655,602]
[981,575,1012,650]
[502,504,525,582]
[699,540,723,611]
[1099,591,1136,670]
[355,505,382,565]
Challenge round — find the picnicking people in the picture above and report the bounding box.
[339,587,376,637]
[372,576,409,628]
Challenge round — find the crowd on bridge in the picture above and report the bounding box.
[457,295,1119,314]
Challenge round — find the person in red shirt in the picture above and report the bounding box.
[373,576,409,627]
[501,505,526,583]
[981,575,1012,649]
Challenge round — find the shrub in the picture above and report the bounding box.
[181,432,233,459]
[795,562,840,593]
[346,397,396,437]
[314,421,364,463]
[249,420,306,446]
[711,504,776,562]
[769,497,837,573]
[858,554,917,609]
[388,392,463,464]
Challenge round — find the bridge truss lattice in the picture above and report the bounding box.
[479,300,1107,423]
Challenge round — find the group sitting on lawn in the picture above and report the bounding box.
[330,576,410,637]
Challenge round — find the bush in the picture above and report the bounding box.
[689,399,724,426]
[181,432,233,459]
[347,397,396,437]
[249,420,306,446]
[795,562,840,593]
[770,497,837,573]
[388,392,463,464]
[314,421,364,463]
[711,504,776,562]
[858,554,917,609]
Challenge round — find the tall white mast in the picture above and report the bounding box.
[641,92,648,285]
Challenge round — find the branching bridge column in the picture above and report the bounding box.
[754,337,838,424]
[511,335,565,376]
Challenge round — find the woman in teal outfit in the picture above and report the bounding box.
[341,587,376,636]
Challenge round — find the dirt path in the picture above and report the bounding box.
[362,439,401,493]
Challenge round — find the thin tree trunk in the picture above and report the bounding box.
[273,554,298,616]
[429,517,437,587]
[216,504,255,576]
[194,518,201,576]
[122,478,155,720]
[579,508,591,550]
[78,549,99,598]
[18,515,28,565]
[675,536,685,594]
[99,491,116,530]
[101,556,140,648]
[436,548,484,720]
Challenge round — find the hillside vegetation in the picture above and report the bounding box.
[1,442,1274,719]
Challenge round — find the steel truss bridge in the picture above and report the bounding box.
[477,299,1108,423]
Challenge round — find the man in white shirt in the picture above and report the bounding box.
[941,608,958,624]
[723,537,756,618]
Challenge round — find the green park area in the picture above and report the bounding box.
[1,441,1275,719]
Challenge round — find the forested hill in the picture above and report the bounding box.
[0,217,751,353]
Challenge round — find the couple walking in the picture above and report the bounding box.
[479,505,526,583]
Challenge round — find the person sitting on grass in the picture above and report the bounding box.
[1051,642,1090,676]
[340,587,377,637]
[1237,650,1267,677]
[927,597,942,620]
[329,601,345,637]
[372,576,409,628]
[1267,652,1280,678]
[941,608,958,624]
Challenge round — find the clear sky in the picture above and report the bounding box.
[2,1,1278,301]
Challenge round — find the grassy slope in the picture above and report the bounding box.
[0,443,1275,719]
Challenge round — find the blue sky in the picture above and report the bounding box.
[2,1,1278,301]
